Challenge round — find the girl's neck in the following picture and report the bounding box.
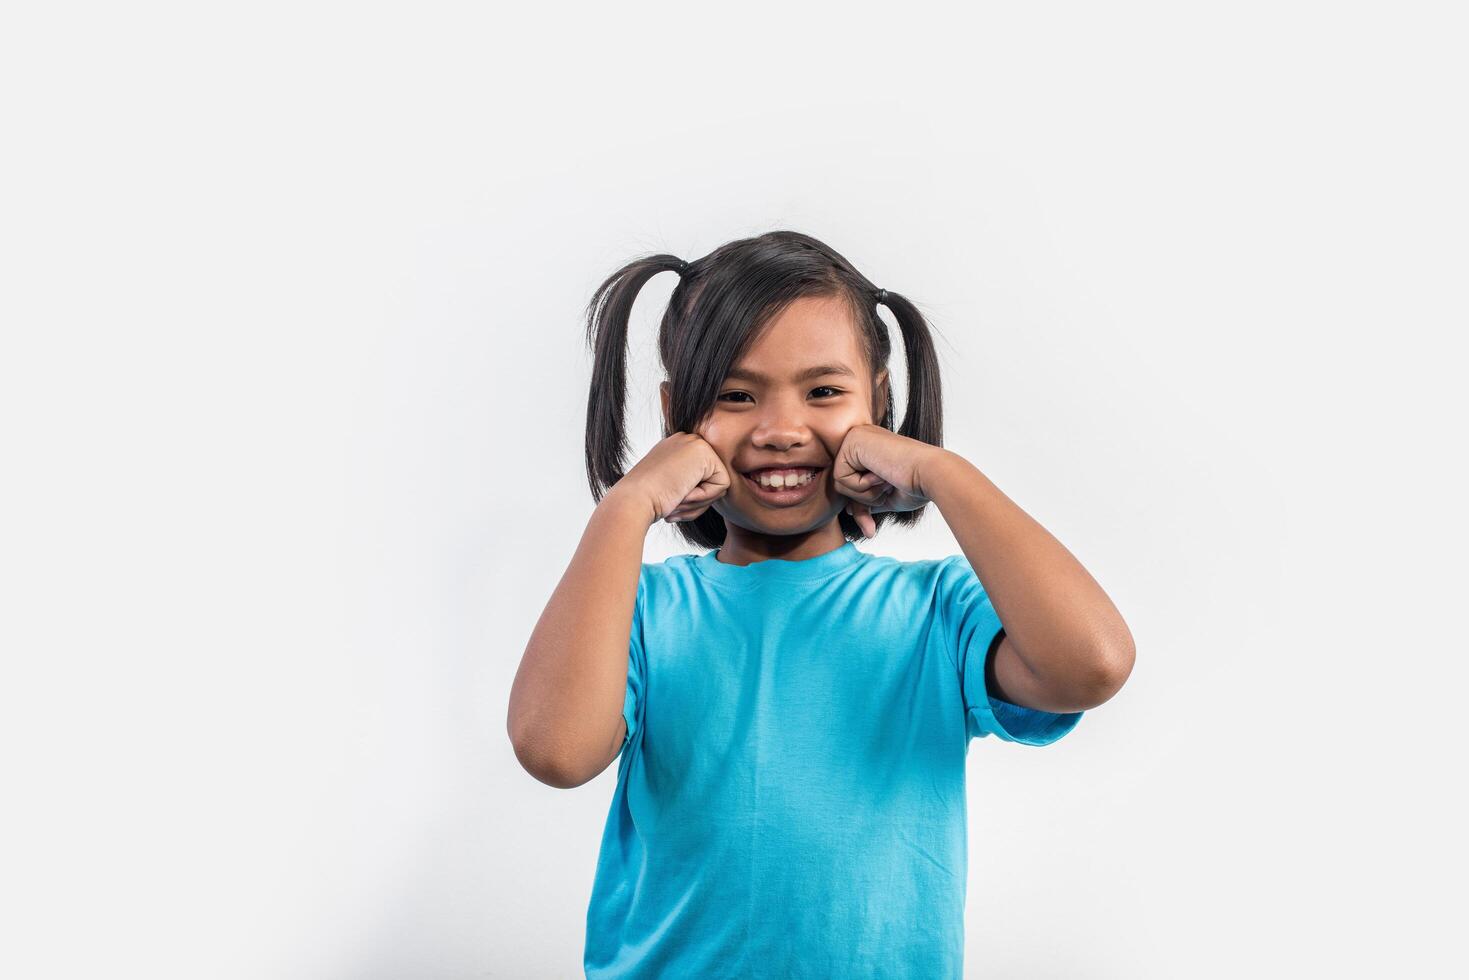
[713,518,848,567]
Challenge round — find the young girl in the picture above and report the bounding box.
[507,230,1135,978]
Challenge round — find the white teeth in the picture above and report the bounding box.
[754,468,815,489]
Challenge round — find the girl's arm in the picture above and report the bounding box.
[922,450,1136,715]
[507,484,656,789]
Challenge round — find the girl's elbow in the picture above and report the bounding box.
[1084,638,1135,707]
[511,737,598,790]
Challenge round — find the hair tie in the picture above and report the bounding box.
[678,260,690,275]
[876,288,888,304]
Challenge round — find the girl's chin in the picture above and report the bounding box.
[716,499,839,534]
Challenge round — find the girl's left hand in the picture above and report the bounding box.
[831,424,946,538]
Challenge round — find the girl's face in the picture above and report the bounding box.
[662,294,888,538]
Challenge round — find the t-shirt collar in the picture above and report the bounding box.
[693,539,866,587]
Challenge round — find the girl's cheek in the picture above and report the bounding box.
[697,419,730,446]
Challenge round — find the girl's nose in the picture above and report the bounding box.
[751,414,810,450]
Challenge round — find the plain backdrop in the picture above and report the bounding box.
[2,2,1465,977]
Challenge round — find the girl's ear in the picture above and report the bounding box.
[871,369,890,424]
[659,380,674,436]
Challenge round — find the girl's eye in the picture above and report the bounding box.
[716,387,843,403]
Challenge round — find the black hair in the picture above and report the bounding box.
[583,229,947,549]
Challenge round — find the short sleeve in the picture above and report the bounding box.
[936,555,1083,746]
[620,569,648,754]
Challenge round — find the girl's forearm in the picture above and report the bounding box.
[507,484,654,788]
[920,449,1134,705]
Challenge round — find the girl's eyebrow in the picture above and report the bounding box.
[724,363,856,384]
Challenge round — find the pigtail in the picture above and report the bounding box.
[584,253,687,503]
[877,289,943,449]
[867,288,945,530]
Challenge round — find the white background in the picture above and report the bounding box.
[2,2,1465,977]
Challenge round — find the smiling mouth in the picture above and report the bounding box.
[740,466,825,505]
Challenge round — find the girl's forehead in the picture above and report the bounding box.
[740,299,865,364]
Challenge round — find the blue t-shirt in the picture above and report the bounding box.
[585,540,1083,978]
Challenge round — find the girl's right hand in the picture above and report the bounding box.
[617,431,731,524]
